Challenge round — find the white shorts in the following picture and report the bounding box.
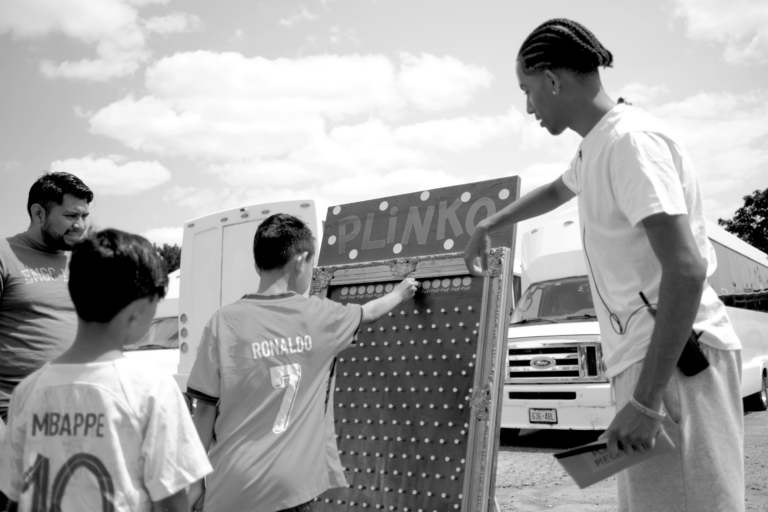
[612,345,745,512]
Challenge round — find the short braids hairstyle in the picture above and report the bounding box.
[518,18,613,75]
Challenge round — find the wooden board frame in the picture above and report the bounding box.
[311,247,513,512]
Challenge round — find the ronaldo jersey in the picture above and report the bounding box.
[187,292,363,512]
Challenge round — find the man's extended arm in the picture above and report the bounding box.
[600,212,707,456]
[463,176,575,275]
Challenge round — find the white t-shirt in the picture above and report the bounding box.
[561,104,740,378]
[0,359,212,511]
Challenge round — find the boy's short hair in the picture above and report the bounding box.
[27,172,94,218]
[253,214,315,270]
[69,229,168,323]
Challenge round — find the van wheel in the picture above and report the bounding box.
[745,370,768,412]
[499,428,520,445]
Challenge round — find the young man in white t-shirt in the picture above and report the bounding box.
[0,229,212,512]
[464,18,744,512]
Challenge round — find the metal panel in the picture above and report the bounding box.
[310,250,513,512]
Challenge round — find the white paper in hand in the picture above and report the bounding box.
[554,430,675,489]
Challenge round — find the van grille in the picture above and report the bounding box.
[506,342,605,383]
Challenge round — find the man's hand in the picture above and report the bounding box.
[392,278,419,301]
[464,220,491,277]
[598,401,663,457]
[188,481,205,512]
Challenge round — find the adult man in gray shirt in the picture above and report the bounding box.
[0,172,92,509]
[0,172,93,420]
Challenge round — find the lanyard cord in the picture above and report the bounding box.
[582,227,656,335]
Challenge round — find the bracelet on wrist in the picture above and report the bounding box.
[629,396,666,421]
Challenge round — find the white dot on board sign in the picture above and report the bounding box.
[349,249,358,260]
[443,239,454,250]
[423,281,431,289]
[452,278,461,287]
[499,188,510,200]
[376,284,384,293]
[461,192,471,202]
[441,278,451,288]
[432,279,440,288]
[393,243,403,254]
[350,286,358,295]
[380,201,389,211]
[328,235,337,246]
[420,191,430,201]
[333,206,341,215]
[385,283,394,292]
[341,287,349,295]
[462,277,472,286]
[367,285,375,294]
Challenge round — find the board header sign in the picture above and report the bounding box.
[318,176,520,266]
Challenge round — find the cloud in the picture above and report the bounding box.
[89,52,497,161]
[143,226,183,246]
[395,53,493,111]
[165,167,471,223]
[329,25,360,45]
[673,0,768,64]
[279,5,316,27]
[49,156,172,195]
[0,0,199,81]
[395,110,523,152]
[637,89,768,221]
[227,29,245,42]
[87,50,512,217]
[613,83,669,107]
[144,12,203,35]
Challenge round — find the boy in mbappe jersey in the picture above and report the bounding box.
[187,213,419,512]
[0,229,212,512]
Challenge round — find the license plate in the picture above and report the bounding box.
[529,408,558,424]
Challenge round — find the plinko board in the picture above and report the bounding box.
[310,177,520,512]
[319,177,520,266]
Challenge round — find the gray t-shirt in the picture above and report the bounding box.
[0,234,77,419]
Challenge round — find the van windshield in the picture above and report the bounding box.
[511,276,596,324]
[124,317,179,351]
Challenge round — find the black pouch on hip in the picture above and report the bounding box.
[639,292,710,377]
[677,330,709,376]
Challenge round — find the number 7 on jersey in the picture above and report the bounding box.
[270,364,302,434]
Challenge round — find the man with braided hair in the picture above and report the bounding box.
[465,18,744,512]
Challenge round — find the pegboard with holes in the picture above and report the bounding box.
[311,251,513,512]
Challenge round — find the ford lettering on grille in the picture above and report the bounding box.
[530,356,556,369]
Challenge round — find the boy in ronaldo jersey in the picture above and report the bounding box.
[0,229,212,512]
[187,213,418,512]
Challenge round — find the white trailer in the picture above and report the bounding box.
[174,200,319,391]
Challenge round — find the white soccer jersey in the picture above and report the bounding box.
[0,359,212,512]
[187,292,362,512]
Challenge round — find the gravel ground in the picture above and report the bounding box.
[493,408,768,511]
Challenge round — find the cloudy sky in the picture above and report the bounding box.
[1,0,766,250]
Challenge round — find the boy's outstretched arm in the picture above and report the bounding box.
[152,489,189,512]
[362,278,419,324]
[188,401,217,512]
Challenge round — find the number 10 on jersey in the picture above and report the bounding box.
[270,364,302,434]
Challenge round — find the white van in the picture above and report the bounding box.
[174,201,319,391]
[502,219,768,438]
[123,269,181,376]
